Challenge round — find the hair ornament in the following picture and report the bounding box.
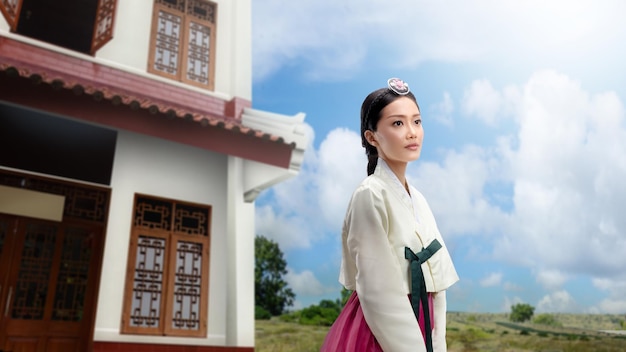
[387,77,410,95]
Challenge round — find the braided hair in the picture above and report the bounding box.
[360,87,419,175]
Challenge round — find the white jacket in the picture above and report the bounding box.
[339,159,459,351]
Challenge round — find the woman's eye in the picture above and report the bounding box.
[415,119,422,125]
[393,121,403,126]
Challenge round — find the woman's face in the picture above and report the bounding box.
[366,96,423,166]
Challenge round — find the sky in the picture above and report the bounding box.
[249,0,626,314]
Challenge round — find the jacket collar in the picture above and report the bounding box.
[374,158,414,211]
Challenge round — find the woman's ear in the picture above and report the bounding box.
[364,130,377,147]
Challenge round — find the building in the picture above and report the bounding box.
[0,1,307,351]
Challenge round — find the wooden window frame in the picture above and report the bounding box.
[147,0,217,91]
[90,0,118,54]
[120,194,211,337]
[0,0,23,29]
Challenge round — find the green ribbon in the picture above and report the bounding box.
[405,239,442,352]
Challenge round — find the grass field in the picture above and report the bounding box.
[256,312,626,352]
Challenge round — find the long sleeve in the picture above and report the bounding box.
[431,290,447,351]
[345,185,427,352]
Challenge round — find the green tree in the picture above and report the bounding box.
[510,303,535,323]
[340,287,353,306]
[255,235,295,316]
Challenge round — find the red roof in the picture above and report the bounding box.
[0,36,287,145]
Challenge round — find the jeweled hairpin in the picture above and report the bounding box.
[387,77,410,95]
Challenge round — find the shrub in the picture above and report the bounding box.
[533,313,562,327]
[299,302,340,326]
[255,305,272,320]
[278,310,300,323]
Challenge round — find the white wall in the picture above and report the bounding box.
[0,0,251,100]
[95,0,153,74]
[0,12,7,31]
[96,0,252,100]
[94,129,230,346]
[226,157,255,347]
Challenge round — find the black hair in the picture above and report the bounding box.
[360,88,419,175]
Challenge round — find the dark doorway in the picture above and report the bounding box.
[16,0,99,54]
[0,102,117,186]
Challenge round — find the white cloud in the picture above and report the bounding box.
[316,128,366,230]
[503,282,522,292]
[589,277,626,314]
[252,1,371,81]
[501,296,524,312]
[462,79,503,125]
[461,79,522,126]
[255,69,626,313]
[253,0,626,82]
[255,124,320,250]
[255,204,312,250]
[409,145,509,238]
[450,72,624,267]
[409,70,626,312]
[480,272,502,287]
[537,290,577,313]
[592,278,626,293]
[430,91,454,127]
[251,0,626,314]
[535,270,569,290]
[285,268,337,297]
[594,298,626,315]
[497,71,626,277]
[286,268,341,309]
[255,127,365,251]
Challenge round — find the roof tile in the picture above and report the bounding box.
[0,37,286,145]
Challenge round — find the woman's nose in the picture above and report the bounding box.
[407,124,417,138]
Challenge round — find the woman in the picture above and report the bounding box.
[321,78,459,352]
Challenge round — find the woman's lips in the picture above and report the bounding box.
[405,143,420,150]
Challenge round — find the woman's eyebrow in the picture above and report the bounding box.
[382,113,421,119]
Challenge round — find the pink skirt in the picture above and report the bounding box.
[320,291,433,351]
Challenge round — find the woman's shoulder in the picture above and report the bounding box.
[354,174,387,193]
[347,174,387,202]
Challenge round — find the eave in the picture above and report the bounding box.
[0,35,296,169]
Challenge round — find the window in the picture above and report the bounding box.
[121,194,211,337]
[148,0,217,90]
[0,0,116,55]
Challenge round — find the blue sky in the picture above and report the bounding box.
[250,0,626,313]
